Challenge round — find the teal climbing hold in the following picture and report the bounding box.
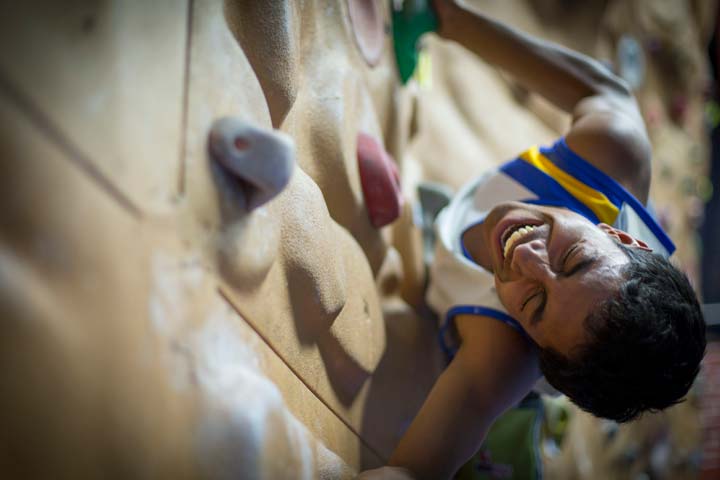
[391,0,438,84]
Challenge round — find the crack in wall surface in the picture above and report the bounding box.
[178,0,194,196]
[217,286,387,464]
[0,70,143,220]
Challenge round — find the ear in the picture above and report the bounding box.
[597,223,653,251]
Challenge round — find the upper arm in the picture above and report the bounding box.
[389,315,539,479]
[454,313,540,413]
[565,90,652,203]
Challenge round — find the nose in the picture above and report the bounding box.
[509,239,552,282]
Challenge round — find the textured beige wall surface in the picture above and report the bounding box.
[0,0,443,478]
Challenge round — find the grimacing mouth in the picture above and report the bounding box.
[501,223,545,260]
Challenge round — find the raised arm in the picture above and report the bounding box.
[433,0,652,203]
[388,316,539,479]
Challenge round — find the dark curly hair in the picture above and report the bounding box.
[538,245,706,422]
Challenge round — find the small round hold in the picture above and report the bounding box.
[347,0,385,66]
[617,35,645,90]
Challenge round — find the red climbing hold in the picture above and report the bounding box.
[357,132,403,228]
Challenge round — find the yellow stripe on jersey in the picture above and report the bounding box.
[520,146,619,224]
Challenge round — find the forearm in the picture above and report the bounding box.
[387,334,534,479]
[389,361,490,480]
[434,1,630,113]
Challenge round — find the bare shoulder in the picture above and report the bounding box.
[565,91,652,204]
[455,313,532,355]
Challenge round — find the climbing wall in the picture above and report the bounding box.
[0,1,444,477]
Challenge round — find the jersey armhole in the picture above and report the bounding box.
[439,306,533,361]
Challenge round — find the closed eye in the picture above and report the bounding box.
[559,243,597,278]
[562,244,579,270]
[530,290,546,325]
[561,257,597,278]
[522,288,545,319]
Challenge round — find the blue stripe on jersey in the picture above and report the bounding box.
[546,138,675,255]
[500,159,601,224]
[540,140,624,210]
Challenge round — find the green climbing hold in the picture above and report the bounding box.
[391,0,438,84]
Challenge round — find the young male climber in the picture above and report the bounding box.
[360,1,706,479]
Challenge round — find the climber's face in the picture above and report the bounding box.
[471,201,650,354]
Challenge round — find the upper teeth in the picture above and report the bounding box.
[503,225,537,258]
